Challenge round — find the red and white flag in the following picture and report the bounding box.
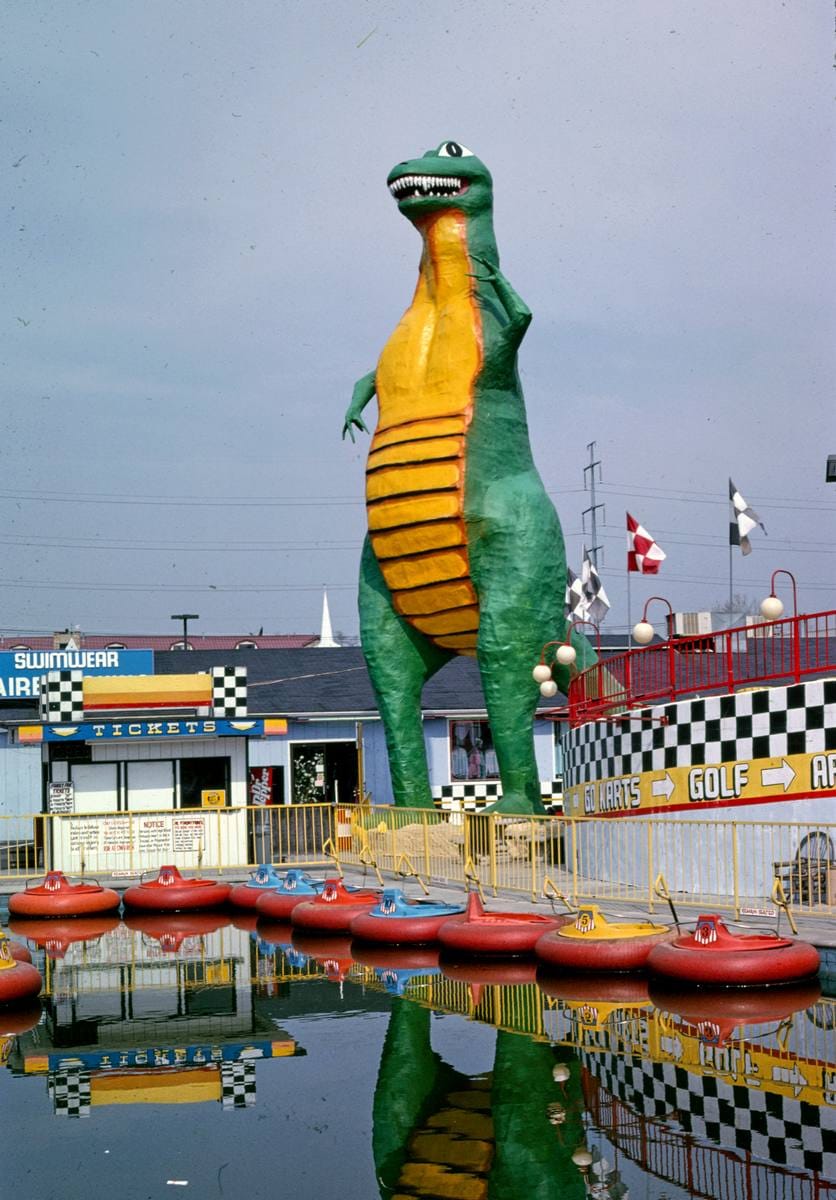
[626,512,666,574]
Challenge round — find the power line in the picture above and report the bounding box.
[0,485,589,508]
[0,580,357,594]
[598,483,836,513]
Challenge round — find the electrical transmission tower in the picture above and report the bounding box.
[582,441,605,567]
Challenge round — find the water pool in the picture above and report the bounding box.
[1,913,833,1200]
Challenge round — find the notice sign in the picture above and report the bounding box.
[100,816,131,854]
[173,816,207,853]
[48,782,74,814]
[67,818,102,853]
[137,816,172,855]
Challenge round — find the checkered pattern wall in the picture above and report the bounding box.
[563,678,836,788]
[39,671,84,723]
[49,1069,91,1118]
[585,1048,834,1179]
[220,1060,256,1108]
[433,780,564,813]
[211,666,248,718]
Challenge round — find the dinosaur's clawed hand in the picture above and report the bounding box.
[342,412,370,442]
[468,253,499,284]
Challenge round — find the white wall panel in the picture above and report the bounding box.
[127,760,175,811]
[70,763,119,813]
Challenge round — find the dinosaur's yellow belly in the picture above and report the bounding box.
[367,213,482,654]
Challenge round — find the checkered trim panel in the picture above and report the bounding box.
[585,1050,834,1178]
[211,666,248,718]
[49,1069,91,1118]
[39,670,84,723]
[221,1060,256,1108]
[433,780,564,813]
[563,678,836,787]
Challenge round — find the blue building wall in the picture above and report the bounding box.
[0,744,42,848]
[361,721,394,807]
[424,718,452,785]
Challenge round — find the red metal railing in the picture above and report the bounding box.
[568,609,836,727]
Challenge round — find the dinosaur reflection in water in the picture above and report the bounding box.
[373,1001,586,1199]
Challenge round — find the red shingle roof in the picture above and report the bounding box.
[0,633,319,652]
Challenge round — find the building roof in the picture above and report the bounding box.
[155,647,568,717]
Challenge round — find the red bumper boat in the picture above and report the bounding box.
[535,904,674,972]
[254,870,326,920]
[122,865,230,912]
[350,888,465,945]
[7,941,32,964]
[124,912,231,952]
[649,978,822,1044]
[9,872,121,919]
[291,878,381,933]
[438,892,568,956]
[647,913,821,986]
[0,934,42,1004]
[8,914,120,959]
[229,864,286,910]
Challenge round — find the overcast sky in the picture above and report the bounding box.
[4,1,834,640]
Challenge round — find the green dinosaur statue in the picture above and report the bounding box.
[344,140,595,814]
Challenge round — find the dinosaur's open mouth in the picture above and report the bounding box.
[388,174,469,201]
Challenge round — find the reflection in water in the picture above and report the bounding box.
[0,913,832,1199]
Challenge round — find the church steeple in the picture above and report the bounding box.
[316,588,338,648]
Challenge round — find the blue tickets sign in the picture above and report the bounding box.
[19,717,287,743]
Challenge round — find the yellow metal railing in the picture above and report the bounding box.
[0,806,833,915]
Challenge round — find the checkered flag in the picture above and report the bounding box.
[626,512,666,574]
[581,551,610,624]
[39,670,84,723]
[211,666,248,717]
[221,1060,256,1108]
[729,478,766,555]
[565,567,587,620]
[49,1069,91,1118]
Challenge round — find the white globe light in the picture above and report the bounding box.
[572,1148,594,1170]
[532,663,552,684]
[760,594,784,620]
[555,643,577,666]
[552,1063,570,1083]
[632,620,654,645]
[539,680,558,698]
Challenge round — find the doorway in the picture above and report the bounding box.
[290,742,357,805]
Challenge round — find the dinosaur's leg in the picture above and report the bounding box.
[476,618,545,816]
[469,484,566,816]
[488,1032,585,1200]
[359,538,452,809]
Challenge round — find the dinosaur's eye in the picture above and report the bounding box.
[438,141,473,158]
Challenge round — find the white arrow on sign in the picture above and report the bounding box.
[651,772,675,800]
[761,759,796,792]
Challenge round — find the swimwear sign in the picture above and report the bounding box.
[563,750,836,817]
[18,718,288,743]
[0,648,153,698]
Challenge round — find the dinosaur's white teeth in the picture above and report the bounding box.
[388,174,464,200]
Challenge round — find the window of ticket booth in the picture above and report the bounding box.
[180,757,230,808]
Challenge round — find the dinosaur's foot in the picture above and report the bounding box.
[482,795,544,816]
